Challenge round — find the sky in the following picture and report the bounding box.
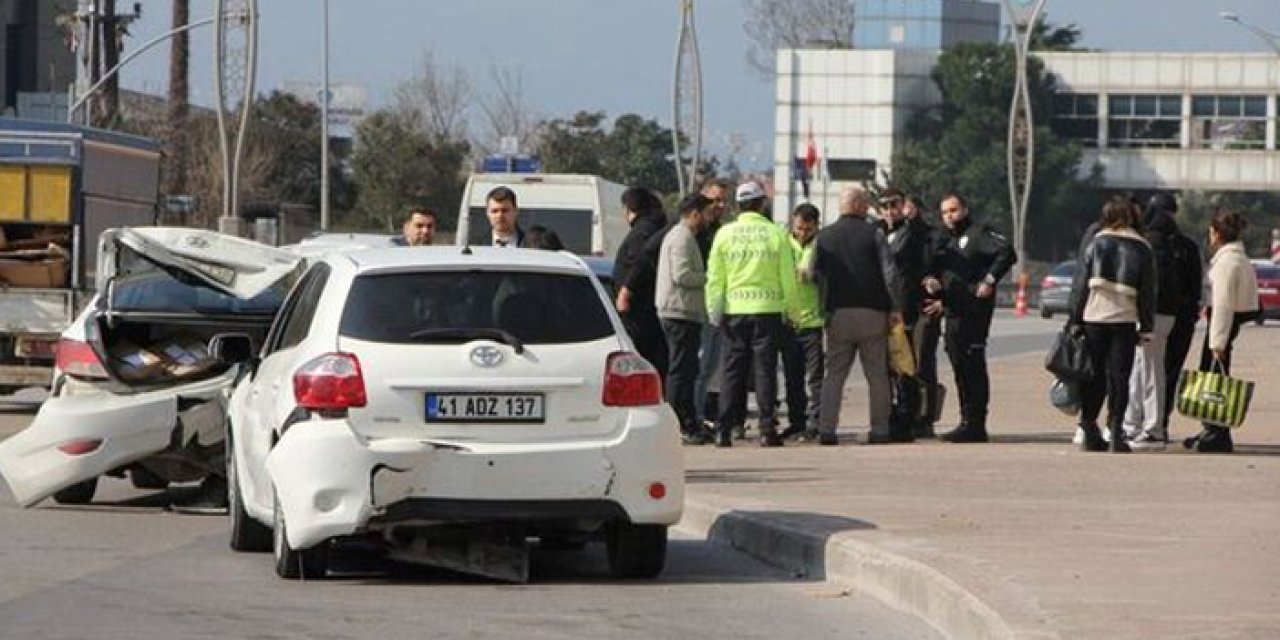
[117,0,1280,170]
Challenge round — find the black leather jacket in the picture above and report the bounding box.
[1070,229,1157,333]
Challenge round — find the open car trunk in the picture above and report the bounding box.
[0,228,301,506]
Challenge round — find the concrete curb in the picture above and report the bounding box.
[678,498,1059,640]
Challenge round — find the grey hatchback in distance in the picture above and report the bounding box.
[1039,260,1078,319]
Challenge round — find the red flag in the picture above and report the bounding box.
[804,132,818,173]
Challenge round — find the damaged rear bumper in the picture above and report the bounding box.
[264,411,684,550]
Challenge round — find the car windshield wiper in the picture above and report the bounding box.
[407,327,525,354]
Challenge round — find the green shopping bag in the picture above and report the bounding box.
[1175,364,1255,429]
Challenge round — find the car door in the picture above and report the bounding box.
[233,263,332,516]
[0,228,302,507]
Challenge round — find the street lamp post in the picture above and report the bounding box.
[672,0,703,196]
[67,15,228,123]
[321,0,331,231]
[1221,10,1279,151]
[1000,0,1047,302]
[1219,11,1280,56]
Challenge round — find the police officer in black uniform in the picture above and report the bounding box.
[923,193,1017,443]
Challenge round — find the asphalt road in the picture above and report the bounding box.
[0,410,942,640]
[0,313,1061,639]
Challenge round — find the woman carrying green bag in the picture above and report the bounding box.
[1185,211,1259,453]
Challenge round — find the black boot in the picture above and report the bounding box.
[1108,422,1131,453]
[1079,422,1107,452]
[715,424,733,448]
[940,422,988,443]
[1194,426,1234,453]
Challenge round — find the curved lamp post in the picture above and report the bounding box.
[1001,0,1047,288]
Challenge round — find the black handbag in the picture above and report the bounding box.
[1045,324,1093,383]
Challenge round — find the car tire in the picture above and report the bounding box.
[228,442,271,553]
[52,477,98,505]
[1040,307,1052,320]
[272,491,328,580]
[130,466,169,490]
[606,523,667,579]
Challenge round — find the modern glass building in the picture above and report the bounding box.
[852,0,1000,50]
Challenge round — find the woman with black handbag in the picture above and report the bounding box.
[1183,210,1259,454]
[1068,197,1157,452]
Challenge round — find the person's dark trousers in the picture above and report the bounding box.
[623,309,668,384]
[913,312,943,429]
[661,318,702,435]
[779,325,824,434]
[1161,311,1198,433]
[1079,323,1138,441]
[718,314,783,441]
[942,303,994,431]
[1187,309,1247,452]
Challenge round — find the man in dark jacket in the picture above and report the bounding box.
[1123,194,1195,450]
[880,188,931,442]
[923,193,1017,443]
[613,187,669,379]
[811,186,904,446]
[1146,194,1203,439]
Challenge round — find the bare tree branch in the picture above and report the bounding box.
[742,0,854,77]
[474,65,541,156]
[391,50,473,142]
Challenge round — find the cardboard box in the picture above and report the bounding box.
[0,257,67,288]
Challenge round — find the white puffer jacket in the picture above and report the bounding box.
[1207,241,1259,351]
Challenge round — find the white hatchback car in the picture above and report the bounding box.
[219,247,684,581]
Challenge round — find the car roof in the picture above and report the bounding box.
[339,246,593,275]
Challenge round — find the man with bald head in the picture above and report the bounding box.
[809,185,904,445]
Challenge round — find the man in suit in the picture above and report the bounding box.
[391,206,437,246]
[486,186,526,247]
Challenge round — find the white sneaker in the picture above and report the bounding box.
[1129,432,1168,452]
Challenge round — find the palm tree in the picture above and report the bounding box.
[165,0,190,198]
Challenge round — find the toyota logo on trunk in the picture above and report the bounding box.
[470,345,504,368]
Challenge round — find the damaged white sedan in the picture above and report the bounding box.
[0,227,302,507]
[220,247,684,582]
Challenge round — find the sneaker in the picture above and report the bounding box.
[1128,432,1168,452]
[818,433,839,446]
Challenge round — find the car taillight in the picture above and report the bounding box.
[55,338,109,380]
[1040,276,1055,290]
[293,352,367,410]
[602,351,662,407]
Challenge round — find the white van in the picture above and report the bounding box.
[457,173,629,257]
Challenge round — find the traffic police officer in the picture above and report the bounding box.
[923,193,1017,443]
[705,181,801,448]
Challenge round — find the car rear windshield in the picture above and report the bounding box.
[339,270,615,345]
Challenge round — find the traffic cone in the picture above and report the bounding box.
[1015,273,1029,317]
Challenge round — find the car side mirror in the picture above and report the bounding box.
[209,333,256,365]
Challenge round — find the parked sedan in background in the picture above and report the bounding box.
[1039,260,1078,319]
[1252,259,1280,324]
[222,247,683,582]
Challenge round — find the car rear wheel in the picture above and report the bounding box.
[52,477,98,505]
[272,491,328,580]
[228,441,271,552]
[1040,307,1052,319]
[606,523,667,579]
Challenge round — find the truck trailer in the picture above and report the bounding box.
[0,117,161,393]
